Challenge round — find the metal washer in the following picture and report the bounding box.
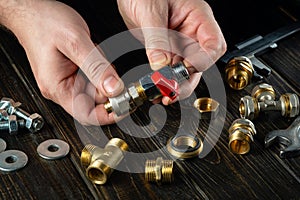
[37,139,70,160]
[0,150,28,172]
[0,138,6,153]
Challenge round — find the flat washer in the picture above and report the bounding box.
[0,150,28,172]
[37,139,70,160]
[0,138,6,153]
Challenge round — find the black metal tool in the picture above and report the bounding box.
[265,116,300,158]
[220,21,300,79]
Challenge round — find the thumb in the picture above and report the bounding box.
[141,13,171,70]
[57,31,124,98]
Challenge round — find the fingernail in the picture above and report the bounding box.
[150,51,168,69]
[103,75,123,96]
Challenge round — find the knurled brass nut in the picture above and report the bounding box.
[280,93,300,118]
[251,83,276,101]
[193,98,220,119]
[225,56,254,90]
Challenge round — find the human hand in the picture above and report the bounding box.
[0,0,124,125]
[117,0,226,104]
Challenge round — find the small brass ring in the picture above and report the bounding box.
[167,135,203,159]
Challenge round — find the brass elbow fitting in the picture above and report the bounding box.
[228,118,257,154]
[81,138,128,185]
[225,56,254,90]
[145,157,173,184]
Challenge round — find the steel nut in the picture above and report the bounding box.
[239,96,258,120]
[251,83,275,101]
[193,98,219,119]
[280,93,300,117]
[0,109,8,121]
[8,115,18,135]
[25,113,44,133]
[0,97,21,113]
[128,84,143,107]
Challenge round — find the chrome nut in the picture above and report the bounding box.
[251,83,276,101]
[239,96,259,120]
[193,98,220,119]
[280,93,300,118]
[8,115,18,135]
[25,113,44,133]
[108,89,131,116]
[0,97,21,114]
[128,84,143,107]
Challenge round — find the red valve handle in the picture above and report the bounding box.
[151,71,179,100]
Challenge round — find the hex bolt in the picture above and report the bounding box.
[0,115,25,135]
[251,83,276,101]
[0,97,21,114]
[228,118,256,154]
[12,108,44,133]
[145,157,173,184]
[240,93,300,120]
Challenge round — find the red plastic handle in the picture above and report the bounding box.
[151,71,179,100]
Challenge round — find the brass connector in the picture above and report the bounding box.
[193,98,220,119]
[225,56,254,90]
[81,138,128,185]
[251,83,276,101]
[145,157,173,184]
[228,118,257,154]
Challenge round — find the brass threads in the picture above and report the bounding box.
[228,118,256,154]
[145,157,173,184]
[225,56,254,90]
[167,135,203,159]
[104,102,113,114]
[135,82,147,101]
[81,138,128,185]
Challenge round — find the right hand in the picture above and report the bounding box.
[1,0,124,125]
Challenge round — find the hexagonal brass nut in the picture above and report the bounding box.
[280,93,300,118]
[251,83,276,101]
[193,98,219,119]
[239,96,259,120]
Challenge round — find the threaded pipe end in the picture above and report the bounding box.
[81,144,97,168]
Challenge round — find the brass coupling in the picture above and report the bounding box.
[240,93,300,120]
[81,138,128,185]
[225,56,254,90]
[228,118,257,154]
[193,98,220,119]
[145,157,173,184]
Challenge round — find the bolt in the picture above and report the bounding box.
[0,97,21,114]
[0,115,25,135]
[240,93,299,120]
[145,157,173,184]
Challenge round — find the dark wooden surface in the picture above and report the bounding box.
[0,0,300,199]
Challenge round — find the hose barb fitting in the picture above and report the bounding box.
[81,138,128,185]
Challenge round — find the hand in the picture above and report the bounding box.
[117,0,226,104]
[1,0,124,125]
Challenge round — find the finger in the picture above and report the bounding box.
[139,2,171,70]
[56,28,124,98]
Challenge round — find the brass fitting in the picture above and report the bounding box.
[145,157,173,184]
[240,93,300,120]
[193,98,220,119]
[225,56,254,90]
[228,118,257,154]
[251,83,276,101]
[81,138,128,185]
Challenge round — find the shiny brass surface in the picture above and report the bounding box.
[145,157,173,184]
[81,138,128,185]
[193,98,220,119]
[167,135,203,159]
[225,56,254,90]
[228,118,256,154]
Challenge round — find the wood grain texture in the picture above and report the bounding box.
[0,0,300,199]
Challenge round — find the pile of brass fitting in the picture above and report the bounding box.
[0,97,44,134]
[145,157,173,184]
[225,56,254,90]
[81,138,128,185]
[228,83,300,154]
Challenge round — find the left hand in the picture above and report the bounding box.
[117,0,226,105]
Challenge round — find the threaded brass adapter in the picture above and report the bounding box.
[228,118,257,154]
[145,157,173,184]
[81,138,128,185]
[225,56,254,90]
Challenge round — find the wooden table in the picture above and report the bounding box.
[0,0,299,199]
